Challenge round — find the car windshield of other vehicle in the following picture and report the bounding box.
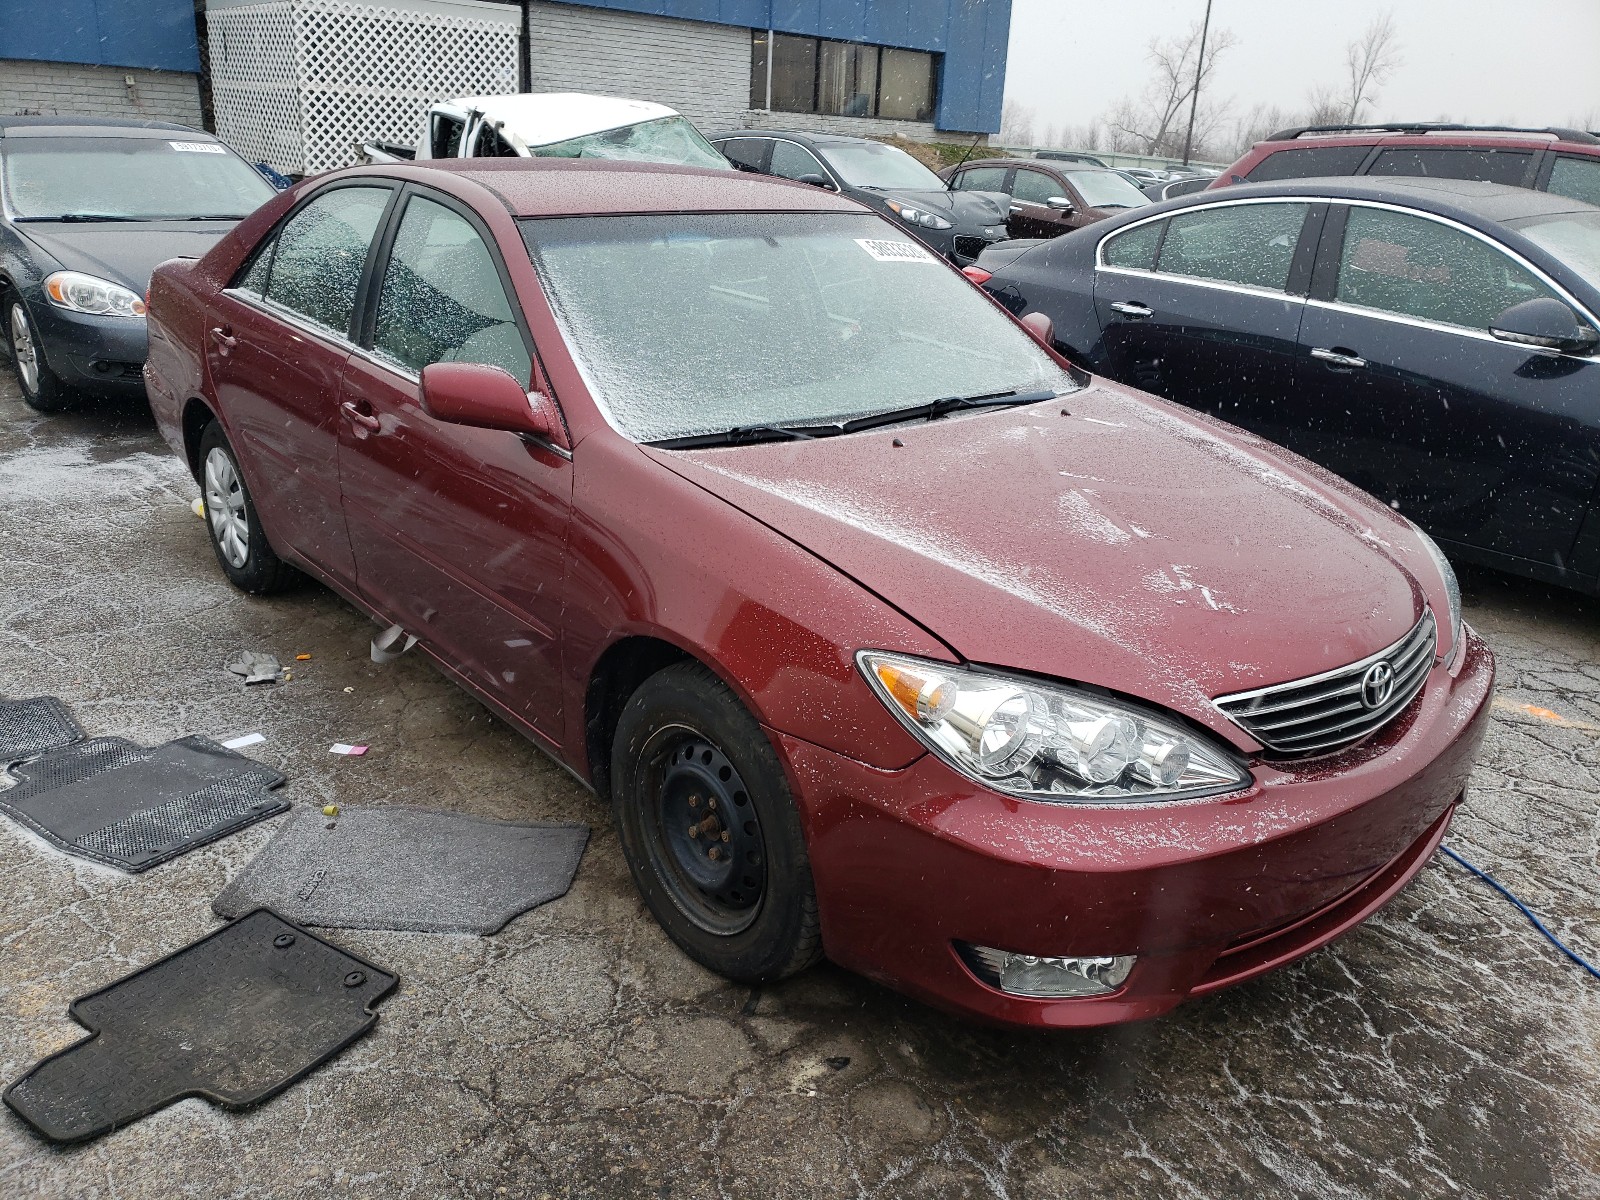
[522,212,1077,442]
[816,143,945,191]
[1065,170,1151,210]
[1510,211,1600,294]
[2,136,275,220]
[527,116,730,170]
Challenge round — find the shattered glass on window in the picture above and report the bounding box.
[521,212,1077,443]
[528,116,729,170]
[372,197,530,383]
[264,186,390,338]
[1157,202,1309,291]
[1337,207,1556,331]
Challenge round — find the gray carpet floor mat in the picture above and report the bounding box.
[3,909,396,1144]
[212,805,589,934]
[1,735,289,871]
[0,696,83,764]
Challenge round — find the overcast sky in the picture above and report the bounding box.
[1003,0,1600,139]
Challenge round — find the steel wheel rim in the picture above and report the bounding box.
[639,724,768,936]
[9,304,39,394]
[203,447,250,569]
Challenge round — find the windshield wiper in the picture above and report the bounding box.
[649,422,843,450]
[13,213,143,222]
[177,214,252,221]
[842,388,1058,433]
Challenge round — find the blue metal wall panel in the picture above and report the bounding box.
[0,0,200,72]
[560,0,1009,131]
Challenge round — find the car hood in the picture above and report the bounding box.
[16,222,239,293]
[866,187,1009,228]
[644,383,1432,748]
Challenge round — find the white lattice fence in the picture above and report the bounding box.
[207,0,520,176]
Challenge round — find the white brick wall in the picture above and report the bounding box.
[524,1,969,143]
[526,2,750,135]
[0,60,203,127]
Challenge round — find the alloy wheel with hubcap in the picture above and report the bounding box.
[204,446,251,569]
[9,303,39,395]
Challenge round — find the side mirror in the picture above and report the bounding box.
[420,361,560,440]
[1046,195,1075,213]
[1020,312,1055,347]
[796,172,836,190]
[1489,297,1599,354]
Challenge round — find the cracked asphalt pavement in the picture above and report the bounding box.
[1,373,1598,1199]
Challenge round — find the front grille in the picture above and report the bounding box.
[953,235,988,261]
[1214,610,1437,756]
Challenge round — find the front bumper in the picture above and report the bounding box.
[776,630,1495,1028]
[26,290,149,395]
[904,224,1010,266]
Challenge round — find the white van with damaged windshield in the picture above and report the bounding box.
[361,92,732,170]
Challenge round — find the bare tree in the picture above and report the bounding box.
[1110,21,1239,157]
[1339,11,1402,123]
[999,99,1037,146]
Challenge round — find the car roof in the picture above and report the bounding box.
[444,93,681,147]
[0,115,206,139]
[1187,176,1599,223]
[370,158,867,217]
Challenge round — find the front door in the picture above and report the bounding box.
[1007,167,1077,239]
[336,189,572,737]
[206,183,395,587]
[1294,203,1600,570]
[1093,200,1318,431]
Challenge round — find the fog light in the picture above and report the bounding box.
[959,943,1135,998]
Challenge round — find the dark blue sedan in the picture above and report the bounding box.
[972,177,1600,592]
[1,116,276,412]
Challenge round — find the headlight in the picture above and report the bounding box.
[884,199,953,230]
[1411,527,1463,665]
[43,271,147,318]
[858,651,1251,804]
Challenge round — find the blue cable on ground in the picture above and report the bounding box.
[1440,844,1600,982]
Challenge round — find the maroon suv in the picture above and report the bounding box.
[1213,122,1600,207]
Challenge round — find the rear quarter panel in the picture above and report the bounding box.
[984,234,1107,368]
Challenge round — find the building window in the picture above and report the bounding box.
[750,30,936,123]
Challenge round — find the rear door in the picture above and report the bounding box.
[1092,199,1319,432]
[336,186,572,737]
[1295,202,1600,569]
[208,183,396,588]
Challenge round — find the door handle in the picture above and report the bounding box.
[1110,301,1153,318]
[1310,347,1367,369]
[209,326,237,354]
[340,400,382,432]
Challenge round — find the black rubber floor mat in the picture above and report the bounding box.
[3,908,397,1144]
[213,805,589,934]
[0,736,288,871]
[0,696,83,763]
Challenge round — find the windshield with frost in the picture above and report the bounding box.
[816,143,946,190]
[521,212,1076,442]
[3,136,275,220]
[1065,169,1151,210]
[528,116,730,170]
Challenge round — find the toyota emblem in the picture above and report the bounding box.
[1360,661,1396,710]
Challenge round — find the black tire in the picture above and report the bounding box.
[3,291,77,413]
[197,420,299,594]
[611,662,822,983]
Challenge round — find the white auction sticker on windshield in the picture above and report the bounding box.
[169,141,225,153]
[856,238,935,263]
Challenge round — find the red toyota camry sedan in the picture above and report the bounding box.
[144,159,1494,1028]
